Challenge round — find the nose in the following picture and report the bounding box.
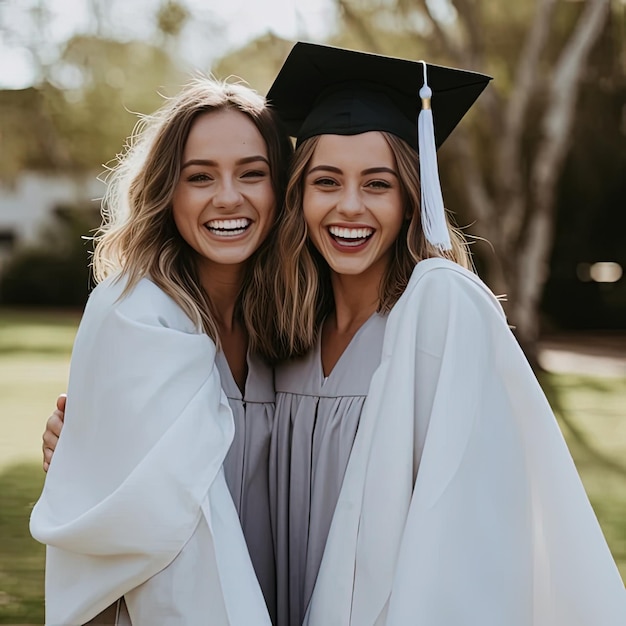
[213,177,243,209]
[336,184,364,217]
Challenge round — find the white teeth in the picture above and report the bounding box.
[205,218,252,236]
[206,218,251,231]
[328,226,374,240]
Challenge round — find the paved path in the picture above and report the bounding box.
[538,333,626,378]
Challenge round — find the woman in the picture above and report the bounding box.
[30,76,292,625]
[41,43,626,626]
[266,43,626,625]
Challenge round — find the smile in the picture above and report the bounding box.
[205,218,252,237]
[328,225,374,247]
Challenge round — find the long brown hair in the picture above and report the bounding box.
[268,131,472,361]
[92,76,292,353]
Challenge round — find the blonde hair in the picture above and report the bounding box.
[92,76,292,351]
[268,131,472,361]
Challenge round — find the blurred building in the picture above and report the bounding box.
[0,172,102,271]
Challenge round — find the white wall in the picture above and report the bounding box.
[0,171,104,247]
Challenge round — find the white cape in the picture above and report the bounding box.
[305,259,626,626]
[30,276,270,626]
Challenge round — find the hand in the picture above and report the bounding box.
[42,394,66,472]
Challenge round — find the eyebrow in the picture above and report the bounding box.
[181,155,270,170]
[307,165,398,177]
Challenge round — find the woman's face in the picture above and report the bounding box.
[303,132,405,279]
[172,109,276,272]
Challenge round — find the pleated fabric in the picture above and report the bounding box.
[271,313,387,626]
[218,349,276,622]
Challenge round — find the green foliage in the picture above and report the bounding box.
[212,34,294,94]
[156,0,190,38]
[0,208,99,308]
[0,87,71,182]
[50,35,184,171]
[0,36,185,181]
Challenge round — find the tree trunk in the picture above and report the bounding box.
[329,0,612,365]
[509,0,611,363]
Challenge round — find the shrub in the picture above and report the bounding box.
[0,208,98,308]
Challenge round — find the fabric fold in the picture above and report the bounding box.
[304,258,626,626]
[30,276,271,626]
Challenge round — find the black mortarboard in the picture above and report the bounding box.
[266,41,491,149]
[267,42,492,250]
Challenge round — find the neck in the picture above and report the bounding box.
[197,259,247,332]
[329,266,384,334]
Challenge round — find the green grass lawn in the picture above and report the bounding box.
[0,308,624,623]
[0,309,80,624]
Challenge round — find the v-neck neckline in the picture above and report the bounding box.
[216,349,251,400]
[317,312,379,384]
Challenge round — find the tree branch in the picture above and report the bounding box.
[449,0,483,66]
[514,0,611,344]
[335,0,382,52]
[496,0,558,248]
[445,129,495,227]
[404,0,502,268]
[413,0,464,62]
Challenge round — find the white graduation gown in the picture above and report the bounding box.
[30,275,270,626]
[304,258,626,626]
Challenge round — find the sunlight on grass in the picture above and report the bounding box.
[0,309,80,357]
[0,309,77,471]
[0,463,45,624]
[545,372,626,581]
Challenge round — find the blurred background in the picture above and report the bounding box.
[0,0,625,622]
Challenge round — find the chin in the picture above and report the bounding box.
[328,263,369,276]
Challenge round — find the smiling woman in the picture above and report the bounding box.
[303,133,405,283]
[29,76,292,626]
[266,42,626,626]
[172,109,276,277]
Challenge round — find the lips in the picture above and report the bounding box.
[328,225,374,247]
[205,218,252,237]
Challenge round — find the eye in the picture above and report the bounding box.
[187,173,212,183]
[366,179,392,190]
[241,169,268,179]
[313,177,339,187]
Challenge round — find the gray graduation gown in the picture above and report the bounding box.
[271,313,387,626]
[218,349,276,621]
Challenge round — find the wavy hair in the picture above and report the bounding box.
[92,76,292,353]
[268,131,472,361]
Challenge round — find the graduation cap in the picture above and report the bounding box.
[267,42,491,251]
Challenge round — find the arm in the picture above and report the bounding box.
[42,394,65,472]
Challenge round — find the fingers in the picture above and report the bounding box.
[43,442,54,472]
[47,410,64,438]
[56,393,67,416]
[42,427,59,472]
[43,446,53,472]
[42,409,65,472]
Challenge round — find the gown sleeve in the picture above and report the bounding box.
[29,277,271,626]
[387,265,626,625]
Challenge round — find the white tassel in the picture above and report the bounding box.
[418,61,452,251]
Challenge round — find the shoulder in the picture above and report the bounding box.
[405,258,505,319]
[384,259,511,361]
[88,274,200,335]
[385,259,509,351]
